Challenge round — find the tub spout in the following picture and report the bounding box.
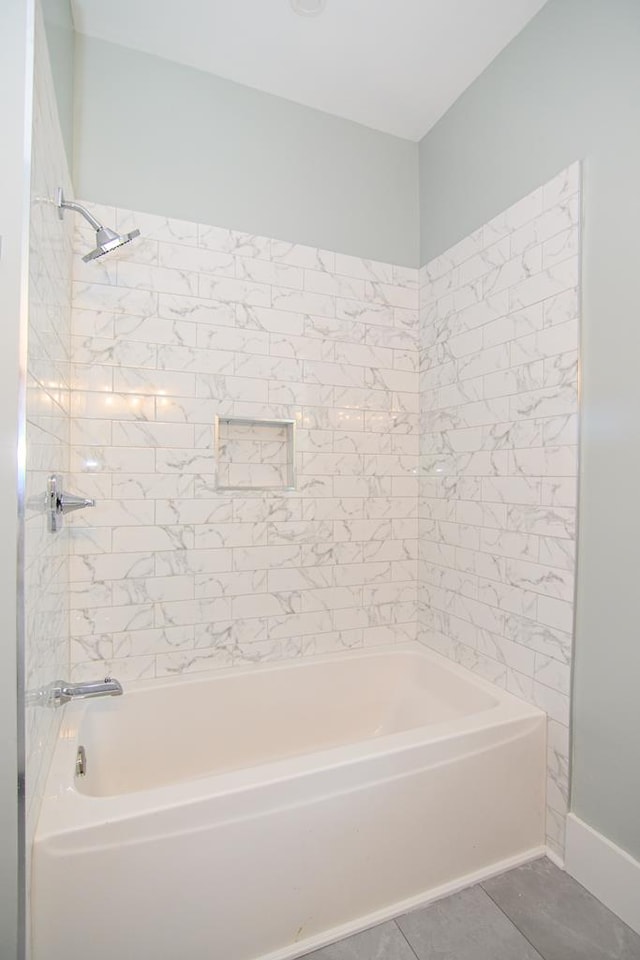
[58,678,123,701]
[28,677,124,707]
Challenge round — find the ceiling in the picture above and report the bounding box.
[71,0,548,141]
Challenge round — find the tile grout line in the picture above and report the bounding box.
[480,882,547,960]
[392,917,422,960]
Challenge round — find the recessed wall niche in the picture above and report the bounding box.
[214,416,296,491]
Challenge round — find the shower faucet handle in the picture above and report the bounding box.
[47,474,95,533]
[58,491,95,512]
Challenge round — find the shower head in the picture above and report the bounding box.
[55,187,140,262]
[81,225,141,263]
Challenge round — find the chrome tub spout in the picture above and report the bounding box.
[27,677,124,707]
[57,678,124,702]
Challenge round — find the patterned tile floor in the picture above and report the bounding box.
[301,858,640,960]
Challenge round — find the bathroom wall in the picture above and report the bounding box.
[418,0,640,862]
[24,0,73,860]
[73,35,419,267]
[67,203,419,681]
[418,163,580,859]
[40,0,74,167]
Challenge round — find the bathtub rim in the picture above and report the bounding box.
[73,639,506,699]
[64,640,524,714]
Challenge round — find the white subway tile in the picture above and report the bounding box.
[154,598,232,628]
[112,525,194,553]
[70,603,154,637]
[271,286,334,318]
[507,504,575,539]
[236,257,304,290]
[509,260,578,311]
[157,292,235,326]
[509,445,578,477]
[271,240,334,272]
[198,226,271,259]
[336,298,394,327]
[117,261,199,297]
[537,595,574,633]
[155,549,233,576]
[510,319,578,366]
[157,241,235,277]
[543,288,579,327]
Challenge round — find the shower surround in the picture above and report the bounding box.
[66,163,578,858]
[418,163,580,858]
[68,211,420,680]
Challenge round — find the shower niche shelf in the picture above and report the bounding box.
[214,416,296,491]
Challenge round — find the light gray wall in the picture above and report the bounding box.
[0,1,33,955]
[40,0,73,166]
[73,35,419,267]
[418,0,640,859]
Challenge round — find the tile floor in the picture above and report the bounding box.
[301,858,640,960]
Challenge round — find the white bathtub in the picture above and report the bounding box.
[32,642,546,960]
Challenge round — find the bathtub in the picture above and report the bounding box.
[32,642,546,960]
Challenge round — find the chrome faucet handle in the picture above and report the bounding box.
[47,474,95,532]
[58,492,95,513]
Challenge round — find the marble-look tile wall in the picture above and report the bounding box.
[418,163,580,858]
[25,5,73,855]
[67,206,420,681]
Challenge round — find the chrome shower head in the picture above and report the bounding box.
[55,187,140,262]
[82,225,141,263]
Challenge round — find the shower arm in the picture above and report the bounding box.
[55,188,104,231]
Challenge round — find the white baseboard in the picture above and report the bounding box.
[565,813,640,936]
